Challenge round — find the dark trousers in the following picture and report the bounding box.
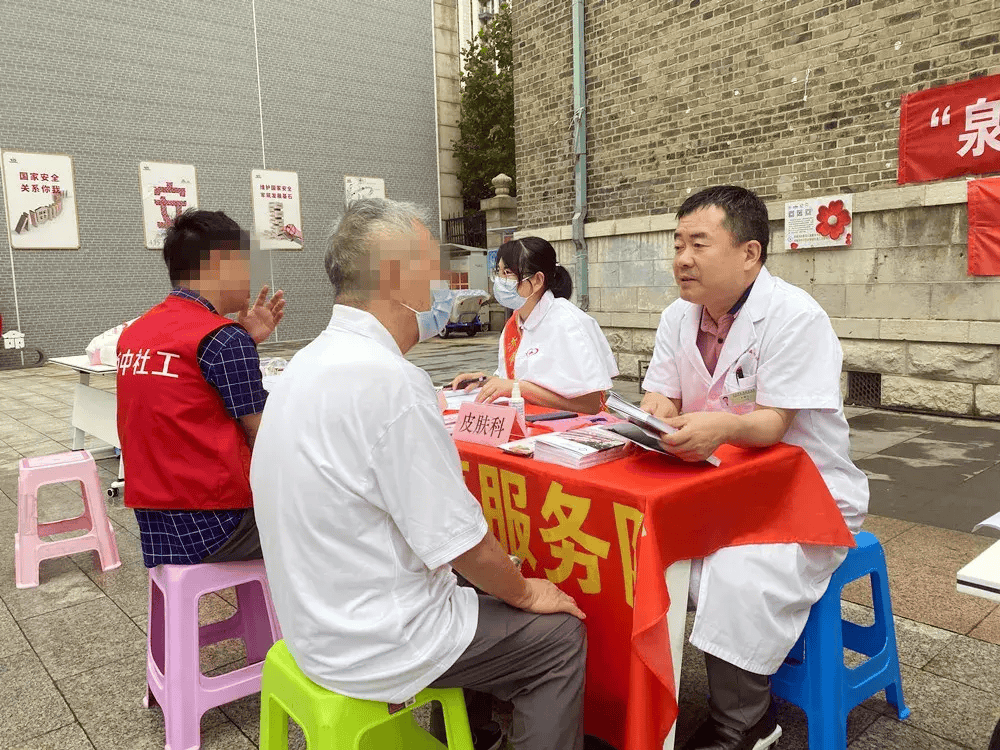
[200,508,263,563]
[430,593,586,750]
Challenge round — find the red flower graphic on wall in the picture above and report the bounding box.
[816,200,852,241]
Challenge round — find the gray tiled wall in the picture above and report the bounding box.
[0,0,441,358]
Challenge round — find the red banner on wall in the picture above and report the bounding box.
[968,177,1000,276]
[898,73,1000,184]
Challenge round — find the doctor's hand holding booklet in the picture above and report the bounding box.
[640,391,798,463]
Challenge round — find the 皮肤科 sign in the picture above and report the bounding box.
[452,401,526,447]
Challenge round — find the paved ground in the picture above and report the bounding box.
[3,331,1000,748]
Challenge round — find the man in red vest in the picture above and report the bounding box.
[117,209,285,568]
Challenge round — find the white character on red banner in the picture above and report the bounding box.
[958,96,1000,158]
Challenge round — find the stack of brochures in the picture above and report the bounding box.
[533,426,632,469]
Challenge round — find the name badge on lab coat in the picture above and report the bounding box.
[723,387,756,407]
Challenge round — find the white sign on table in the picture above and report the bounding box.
[784,194,854,250]
[139,161,198,249]
[344,175,385,206]
[1,150,80,249]
[252,169,302,250]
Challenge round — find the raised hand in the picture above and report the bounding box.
[238,285,286,344]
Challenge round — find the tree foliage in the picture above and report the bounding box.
[454,3,515,212]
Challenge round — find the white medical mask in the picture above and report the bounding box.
[493,276,527,310]
[403,284,455,342]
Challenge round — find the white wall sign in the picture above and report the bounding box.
[784,194,854,250]
[1,150,80,249]
[252,169,302,250]
[139,161,198,249]
[344,175,385,206]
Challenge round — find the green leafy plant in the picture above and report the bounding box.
[454,2,515,211]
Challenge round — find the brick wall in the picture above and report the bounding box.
[514,0,1000,231]
[512,0,575,226]
[0,0,440,358]
[531,182,1000,417]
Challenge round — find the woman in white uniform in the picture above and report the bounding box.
[450,237,618,414]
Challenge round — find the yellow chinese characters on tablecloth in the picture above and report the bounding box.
[462,461,536,570]
[461,460,645,607]
[613,503,644,608]
[539,482,610,594]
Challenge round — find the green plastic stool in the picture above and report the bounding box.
[259,640,475,750]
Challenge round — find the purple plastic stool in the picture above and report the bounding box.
[15,450,121,588]
[145,560,282,750]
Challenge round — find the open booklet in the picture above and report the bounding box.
[603,391,722,467]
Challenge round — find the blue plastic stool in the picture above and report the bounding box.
[770,531,910,749]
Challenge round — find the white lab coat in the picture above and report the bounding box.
[494,290,619,398]
[642,266,868,674]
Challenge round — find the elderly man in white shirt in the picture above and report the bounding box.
[250,198,587,750]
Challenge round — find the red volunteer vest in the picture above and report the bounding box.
[116,295,253,511]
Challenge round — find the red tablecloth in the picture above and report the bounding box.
[455,435,854,750]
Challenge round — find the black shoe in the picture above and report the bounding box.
[471,721,505,750]
[681,709,781,750]
[584,736,619,750]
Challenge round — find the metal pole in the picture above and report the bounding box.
[571,0,589,310]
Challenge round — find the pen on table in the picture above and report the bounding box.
[455,375,487,390]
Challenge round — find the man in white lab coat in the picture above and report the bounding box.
[641,186,867,750]
[250,198,588,750]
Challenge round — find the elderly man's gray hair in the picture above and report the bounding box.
[325,198,430,299]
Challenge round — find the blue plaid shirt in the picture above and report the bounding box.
[134,287,268,567]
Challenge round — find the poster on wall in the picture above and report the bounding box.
[898,72,1000,184]
[784,194,853,250]
[252,169,302,250]
[139,161,198,249]
[1,150,80,249]
[344,175,385,206]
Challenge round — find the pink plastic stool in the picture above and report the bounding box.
[15,450,121,588]
[145,560,282,750]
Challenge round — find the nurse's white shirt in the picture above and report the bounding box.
[495,290,619,398]
[250,305,488,702]
[642,265,868,530]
